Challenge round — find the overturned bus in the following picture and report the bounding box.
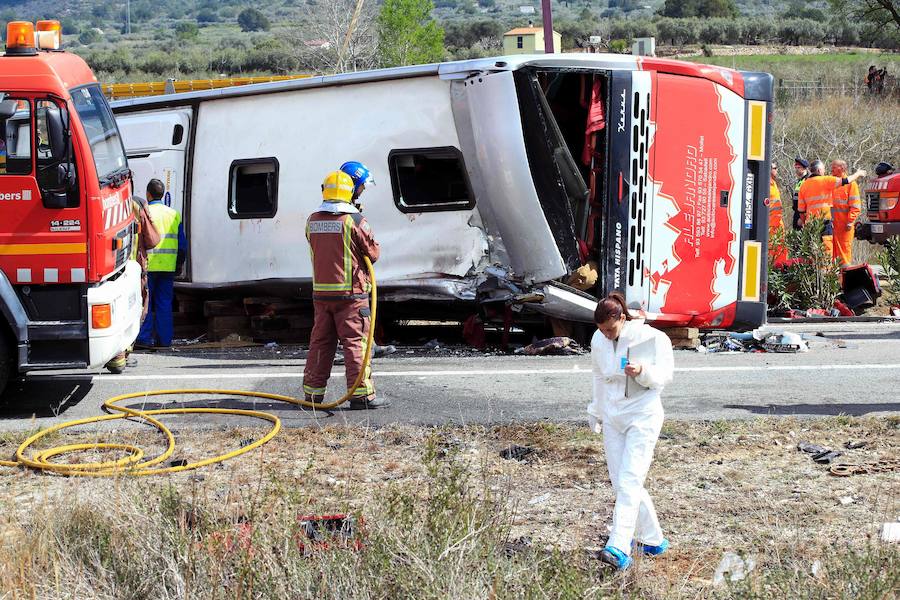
[111,53,773,330]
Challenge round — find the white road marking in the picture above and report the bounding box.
[28,363,900,383]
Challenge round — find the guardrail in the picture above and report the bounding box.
[101,74,313,100]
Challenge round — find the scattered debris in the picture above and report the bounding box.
[423,339,441,352]
[297,514,363,553]
[701,330,808,353]
[812,450,843,464]
[500,445,536,461]
[504,536,534,556]
[516,337,585,356]
[838,495,855,506]
[264,342,279,349]
[882,522,900,543]
[811,560,822,576]
[528,492,551,506]
[713,551,756,586]
[844,440,868,450]
[829,458,900,477]
[373,344,397,358]
[798,442,828,454]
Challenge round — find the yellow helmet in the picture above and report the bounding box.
[321,170,355,203]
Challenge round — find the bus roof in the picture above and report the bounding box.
[112,53,749,112]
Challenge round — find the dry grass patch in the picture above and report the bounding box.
[0,416,897,599]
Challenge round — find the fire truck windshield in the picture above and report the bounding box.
[71,84,127,186]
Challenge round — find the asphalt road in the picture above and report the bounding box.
[1,322,898,431]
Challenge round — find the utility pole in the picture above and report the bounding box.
[541,0,554,53]
[126,0,131,35]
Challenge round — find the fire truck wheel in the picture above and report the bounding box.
[0,329,14,401]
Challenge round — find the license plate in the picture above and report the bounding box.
[871,223,884,234]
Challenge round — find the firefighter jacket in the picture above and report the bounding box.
[146,200,187,273]
[306,204,380,299]
[798,175,848,222]
[832,181,861,225]
[769,180,783,230]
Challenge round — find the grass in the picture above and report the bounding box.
[1,417,898,598]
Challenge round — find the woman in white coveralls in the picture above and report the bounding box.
[588,292,674,571]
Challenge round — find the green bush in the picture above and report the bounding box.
[238,7,271,32]
[175,21,199,41]
[875,237,900,307]
[78,29,101,45]
[768,216,841,310]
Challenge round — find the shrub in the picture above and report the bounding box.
[238,7,271,32]
[78,29,101,45]
[875,237,900,307]
[175,21,199,41]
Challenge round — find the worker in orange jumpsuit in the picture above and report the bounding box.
[768,164,788,264]
[302,169,388,409]
[830,159,862,269]
[798,160,866,257]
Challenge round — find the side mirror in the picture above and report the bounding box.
[44,105,68,161]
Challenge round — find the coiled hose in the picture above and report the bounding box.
[0,258,377,477]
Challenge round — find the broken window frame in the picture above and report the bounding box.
[227,157,279,220]
[388,146,477,213]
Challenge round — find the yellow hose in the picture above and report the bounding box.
[0,258,377,477]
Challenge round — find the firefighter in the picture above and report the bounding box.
[797,161,866,258]
[830,159,862,269]
[768,163,788,264]
[136,179,186,349]
[105,193,162,372]
[791,158,810,230]
[302,169,387,409]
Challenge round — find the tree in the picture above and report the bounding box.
[238,7,271,32]
[377,0,445,68]
[660,0,739,18]
[829,0,900,34]
[175,21,199,40]
[78,28,102,45]
[289,0,380,74]
[197,8,219,24]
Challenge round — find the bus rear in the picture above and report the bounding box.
[605,59,773,330]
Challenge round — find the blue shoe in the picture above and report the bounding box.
[600,545,632,570]
[636,538,670,556]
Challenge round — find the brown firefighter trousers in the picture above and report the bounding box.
[302,298,375,400]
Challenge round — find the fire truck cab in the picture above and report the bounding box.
[858,171,900,244]
[0,21,141,397]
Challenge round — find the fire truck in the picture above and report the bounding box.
[858,169,900,244]
[0,21,141,397]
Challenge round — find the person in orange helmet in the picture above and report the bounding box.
[830,159,862,269]
[797,160,866,257]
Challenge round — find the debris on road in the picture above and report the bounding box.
[423,339,441,352]
[844,440,868,449]
[829,458,900,477]
[516,337,585,356]
[701,329,808,353]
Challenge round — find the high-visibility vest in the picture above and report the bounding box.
[832,181,861,224]
[769,181,783,230]
[146,201,181,272]
[798,175,843,221]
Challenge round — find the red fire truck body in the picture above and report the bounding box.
[0,22,141,396]
[860,172,900,244]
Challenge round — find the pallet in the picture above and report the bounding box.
[669,336,700,350]
[208,315,251,341]
[243,297,308,316]
[665,327,699,340]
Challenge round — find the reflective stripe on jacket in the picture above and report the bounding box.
[798,175,844,221]
[769,181,783,230]
[832,181,861,224]
[306,210,380,299]
[146,201,181,272]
